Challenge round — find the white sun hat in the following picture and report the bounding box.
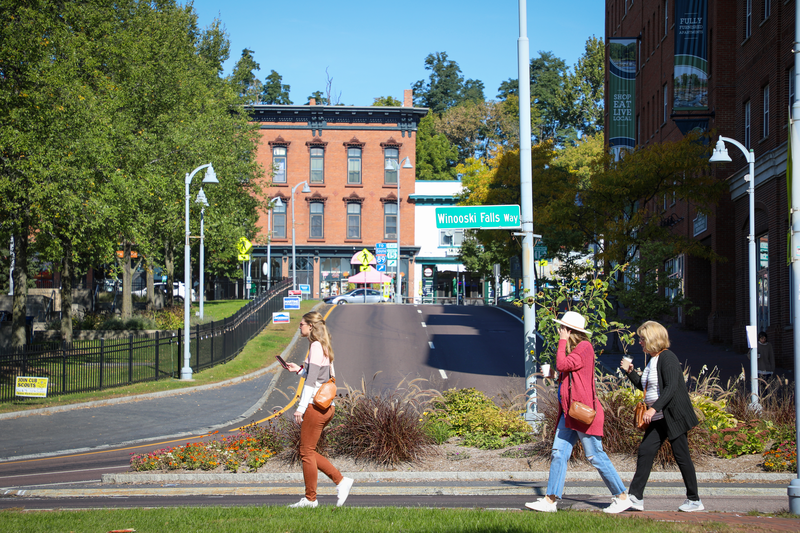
[552,311,590,335]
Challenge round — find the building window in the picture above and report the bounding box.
[790,66,796,107]
[384,203,397,239]
[664,255,684,300]
[745,0,752,39]
[347,203,361,239]
[757,234,769,329]
[384,147,399,185]
[664,0,668,36]
[440,229,464,247]
[310,147,324,183]
[663,83,668,124]
[273,202,286,239]
[744,100,751,148]
[693,212,707,236]
[309,202,324,239]
[763,85,770,138]
[347,147,362,184]
[764,0,770,20]
[272,146,287,183]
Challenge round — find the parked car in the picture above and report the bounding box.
[133,282,196,302]
[327,288,384,305]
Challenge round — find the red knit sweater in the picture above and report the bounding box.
[556,339,604,436]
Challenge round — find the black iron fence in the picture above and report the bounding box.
[0,280,292,403]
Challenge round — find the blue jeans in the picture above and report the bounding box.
[546,415,626,499]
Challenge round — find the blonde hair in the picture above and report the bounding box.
[636,320,670,354]
[565,329,590,355]
[303,311,334,362]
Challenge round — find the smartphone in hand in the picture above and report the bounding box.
[275,355,290,370]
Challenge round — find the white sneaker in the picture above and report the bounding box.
[628,495,644,511]
[525,497,557,512]
[288,497,318,508]
[678,499,704,512]
[336,477,354,507]
[603,496,634,514]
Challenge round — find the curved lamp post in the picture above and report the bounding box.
[384,156,413,304]
[267,197,284,291]
[196,188,209,320]
[181,163,218,381]
[709,136,759,410]
[291,181,311,291]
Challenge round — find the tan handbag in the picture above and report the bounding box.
[313,361,337,409]
[567,371,597,425]
[635,401,649,431]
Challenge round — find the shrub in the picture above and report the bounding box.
[763,438,798,473]
[432,388,497,436]
[240,420,286,454]
[709,421,771,458]
[422,418,452,445]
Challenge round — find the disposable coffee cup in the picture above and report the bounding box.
[540,364,551,378]
[623,356,633,364]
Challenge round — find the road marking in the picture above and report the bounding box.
[0,465,127,479]
[421,322,426,328]
[439,369,448,379]
[417,309,422,314]
[428,342,435,349]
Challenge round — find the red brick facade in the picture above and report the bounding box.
[606,0,795,370]
[245,94,427,300]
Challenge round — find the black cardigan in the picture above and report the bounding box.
[625,349,698,440]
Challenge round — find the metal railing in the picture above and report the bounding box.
[0,280,291,403]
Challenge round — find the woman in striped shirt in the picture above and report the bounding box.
[620,320,703,513]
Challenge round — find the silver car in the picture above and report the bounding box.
[329,288,384,305]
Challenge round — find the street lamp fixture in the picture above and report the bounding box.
[181,163,218,381]
[195,187,209,320]
[291,181,311,291]
[384,156,413,304]
[709,136,759,410]
[267,197,284,291]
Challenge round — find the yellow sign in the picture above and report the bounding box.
[15,376,49,398]
[238,254,251,262]
[237,237,253,255]
[356,248,375,272]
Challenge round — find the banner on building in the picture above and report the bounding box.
[674,0,708,111]
[608,38,637,159]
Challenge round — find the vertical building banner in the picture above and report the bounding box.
[674,0,708,110]
[608,38,637,158]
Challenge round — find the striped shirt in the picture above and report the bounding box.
[641,356,664,422]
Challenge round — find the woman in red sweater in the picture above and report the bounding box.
[526,311,632,514]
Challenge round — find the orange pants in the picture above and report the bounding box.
[299,404,343,501]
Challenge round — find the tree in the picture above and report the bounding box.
[307,90,329,105]
[435,98,520,164]
[559,36,605,140]
[412,52,484,114]
[415,113,458,181]
[231,48,261,103]
[372,96,402,106]
[261,70,292,104]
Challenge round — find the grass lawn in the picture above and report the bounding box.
[0,299,319,415]
[0,506,720,533]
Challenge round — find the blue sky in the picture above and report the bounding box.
[187,0,604,106]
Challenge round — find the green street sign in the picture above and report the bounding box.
[435,205,521,229]
[534,245,547,260]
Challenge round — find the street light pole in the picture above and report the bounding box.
[196,188,209,319]
[709,136,759,410]
[267,197,284,291]
[291,181,311,291]
[385,157,413,304]
[181,163,218,381]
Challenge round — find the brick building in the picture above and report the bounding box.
[245,91,427,300]
[606,1,795,369]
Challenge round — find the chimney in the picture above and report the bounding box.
[309,98,316,106]
[403,89,413,108]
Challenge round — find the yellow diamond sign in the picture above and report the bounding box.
[237,237,253,256]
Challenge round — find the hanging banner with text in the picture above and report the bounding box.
[608,38,637,159]
[674,0,708,111]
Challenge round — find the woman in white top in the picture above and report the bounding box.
[284,311,353,508]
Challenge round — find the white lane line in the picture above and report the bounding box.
[0,465,128,479]
[439,369,448,379]
[421,322,427,328]
[428,342,435,349]
[417,309,422,314]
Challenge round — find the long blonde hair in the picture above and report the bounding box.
[303,311,334,362]
[565,329,590,355]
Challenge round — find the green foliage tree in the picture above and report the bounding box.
[231,48,261,103]
[261,70,292,104]
[307,90,329,105]
[372,96,402,106]
[415,113,458,181]
[435,98,520,164]
[412,52,484,114]
[561,36,605,138]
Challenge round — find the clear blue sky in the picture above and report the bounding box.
[186,0,604,106]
